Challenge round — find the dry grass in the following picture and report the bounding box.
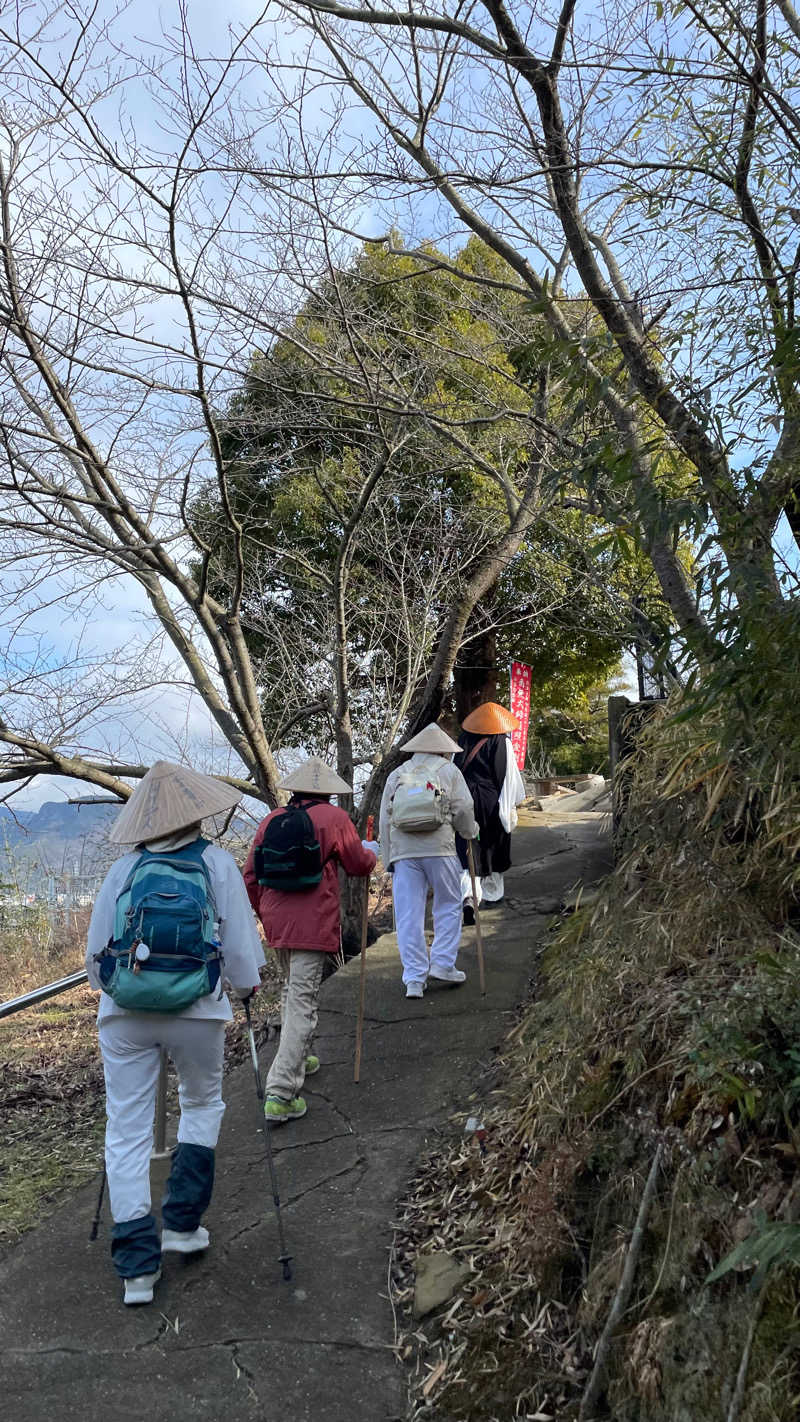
[1,904,90,1002]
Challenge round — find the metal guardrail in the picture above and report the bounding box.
[0,969,89,1020]
[1,969,170,1154]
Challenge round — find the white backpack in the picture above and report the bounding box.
[390,767,448,833]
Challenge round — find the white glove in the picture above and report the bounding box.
[361,839,380,855]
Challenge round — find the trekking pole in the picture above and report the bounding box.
[89,1162,107,1241]
[243,996,293,1281]
[466,839,487,996]
[353,878,371,1084]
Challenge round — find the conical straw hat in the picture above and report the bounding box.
[461,701,519,734]
[109,761,243,844]
[401,722,462,754]
[280,757,352,795]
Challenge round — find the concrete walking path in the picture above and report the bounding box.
[0,809,610,1422]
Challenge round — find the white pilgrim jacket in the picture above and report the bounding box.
[379,752,479,868]
[85,838,264,1024]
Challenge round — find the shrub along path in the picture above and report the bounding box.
[0,807,610,1422]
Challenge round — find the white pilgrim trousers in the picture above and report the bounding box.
[392,855,463,985]
[99,1015,226,1224]
[460,869,505,906]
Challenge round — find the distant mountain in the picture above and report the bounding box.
[0,800,253,885]
[0,800,119,843]
[0,801,121,881]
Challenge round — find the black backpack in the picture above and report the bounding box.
[254,804,324,892]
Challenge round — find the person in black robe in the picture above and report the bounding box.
[454,729,512,922]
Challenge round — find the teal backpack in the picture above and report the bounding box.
[94,839,221,1012]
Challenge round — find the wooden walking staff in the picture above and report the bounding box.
[466,839,487,996]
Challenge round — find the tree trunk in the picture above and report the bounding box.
[453,623,498,722]
[339,872,371,959]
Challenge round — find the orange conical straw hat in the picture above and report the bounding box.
[461,701,519,734]
[109,761,242,844]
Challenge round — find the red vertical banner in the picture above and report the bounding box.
[509,661,532,771]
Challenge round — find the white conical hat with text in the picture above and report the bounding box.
[401,722,462,754]
[109,761,242,844]
[280,757,352,795]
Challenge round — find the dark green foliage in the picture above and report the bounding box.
[192,237,680,765]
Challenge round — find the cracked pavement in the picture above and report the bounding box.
[0,808,610,1422]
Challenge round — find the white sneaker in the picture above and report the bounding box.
[123,1269,162,1306]
[405,981,425,998]
[161,1226,210,1254]
[428,966,466,985]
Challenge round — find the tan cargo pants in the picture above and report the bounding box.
[265,948,326,1102]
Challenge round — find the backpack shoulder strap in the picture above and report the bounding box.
[461,736,490,771]
[117,849,147,898]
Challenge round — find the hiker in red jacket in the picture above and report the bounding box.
[243,757,376,1125]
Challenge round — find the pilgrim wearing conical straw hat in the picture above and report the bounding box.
[378,722,478,999]
[455,702,526,921]
[243,758,376,1126]
[109,760,242,845]
[84,760,264,1306]
[280,757,352,796]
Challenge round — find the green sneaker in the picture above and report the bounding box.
[264,1095,307,1125]
[304,1054,320,1076]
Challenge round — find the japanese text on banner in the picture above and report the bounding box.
[510,661,532,772]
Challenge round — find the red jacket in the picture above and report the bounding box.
[243,797,376,953]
